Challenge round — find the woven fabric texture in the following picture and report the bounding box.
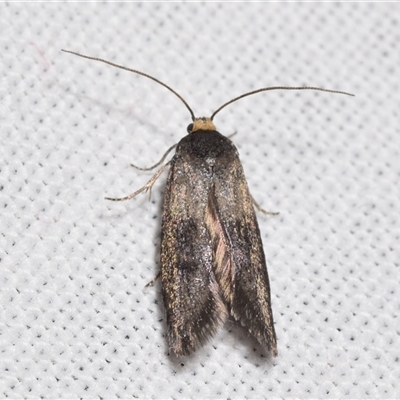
[1,3,399,399]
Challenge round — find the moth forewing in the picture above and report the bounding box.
[160,131,230,356]
[209,138,278,356]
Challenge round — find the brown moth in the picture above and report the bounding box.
[62,49,353,357]
[159,118,278,357]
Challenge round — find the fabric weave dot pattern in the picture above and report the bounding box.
[1,3,399,399]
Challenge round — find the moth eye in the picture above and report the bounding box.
[187,123,193,133]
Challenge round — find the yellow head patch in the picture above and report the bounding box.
[191,117,216,132]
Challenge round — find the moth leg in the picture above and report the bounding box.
[251,195,279,216]
[144,271,161,289]
[105,162,170,202]
[131,143,177,171]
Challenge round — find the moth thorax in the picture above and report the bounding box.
[192,117,216,132]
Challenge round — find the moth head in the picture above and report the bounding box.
[187,118,216,133]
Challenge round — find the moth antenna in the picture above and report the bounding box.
[210,86,355,120]
[62,49,196,121]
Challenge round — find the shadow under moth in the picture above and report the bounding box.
[62,49,353,358]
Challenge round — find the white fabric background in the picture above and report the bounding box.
[1,2,399,399]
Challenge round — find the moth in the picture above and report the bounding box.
[62,49,353,357]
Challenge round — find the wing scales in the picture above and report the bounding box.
[160,153,228,357]
[211,149,278,356]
